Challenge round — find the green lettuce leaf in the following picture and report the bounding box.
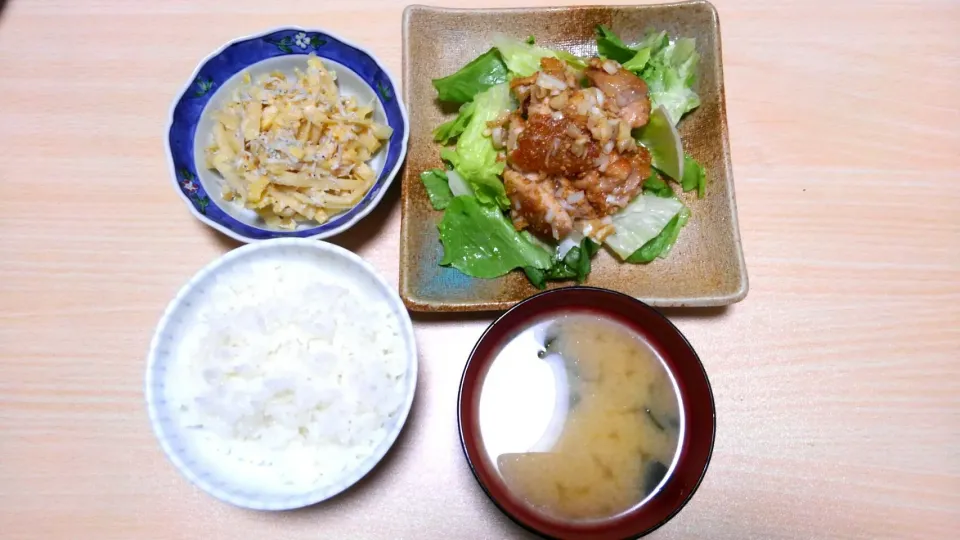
[564,238,601,281]
[445,168,474,197]
[681,154,707,198]
[604,193,684,259]
[523,267,547,288]
[446,83,513,208]
[516,34,587,69]
[595,25,636,63]
[433,100,476,145]
[636,30,669,56]
[432,49,509,104]
[438,196,554,278]
[493,33,558,77]
[554,50,588,70]
[642,174,675,198]
[419,169,454,210]
[524,237,601,289]
[520,230,556,253]
[639,37,701,125]
[626,206,690,263]
[621,47,652,72]
[440,147,460,168]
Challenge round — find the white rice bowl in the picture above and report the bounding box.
[145,239,417,510]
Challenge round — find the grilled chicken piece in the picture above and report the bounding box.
[553,176,597,220]
[619,99,651,129]
[514,58,581,116]
[584,59,651,128]
[504,170,574,240]
[574,147,651,215]
[509,113,599,177]
[510,73,538,89]
[539,57,569,80]
[502,57,654,242]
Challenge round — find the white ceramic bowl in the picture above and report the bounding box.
[144,239,417,509]
[165,27,409,243]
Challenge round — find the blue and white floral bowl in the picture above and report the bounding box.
[165,27,408,243]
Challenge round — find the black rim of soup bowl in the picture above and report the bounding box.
[457,286,717,540]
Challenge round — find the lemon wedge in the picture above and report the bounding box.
[637,105,683,181]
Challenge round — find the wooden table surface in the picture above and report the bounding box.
[1,0,958,538]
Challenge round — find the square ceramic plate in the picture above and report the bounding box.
[400,1,747,312]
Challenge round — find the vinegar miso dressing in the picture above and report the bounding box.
[478,313,682,521]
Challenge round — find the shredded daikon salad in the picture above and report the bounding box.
[168,257,409,490]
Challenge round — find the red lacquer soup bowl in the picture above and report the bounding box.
[458,287,716,539]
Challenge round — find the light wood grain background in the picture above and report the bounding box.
[1,0,958,538]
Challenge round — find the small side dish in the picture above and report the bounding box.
[146,239,417,510]
[166,27,408,243]
[206,55,393,229]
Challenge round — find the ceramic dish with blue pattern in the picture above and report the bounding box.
[165,27,408,242]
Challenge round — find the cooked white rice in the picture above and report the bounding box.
[167,257,408,491]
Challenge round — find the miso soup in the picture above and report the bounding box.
[477,313,682,521]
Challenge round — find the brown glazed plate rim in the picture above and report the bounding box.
[457,287,716,539]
